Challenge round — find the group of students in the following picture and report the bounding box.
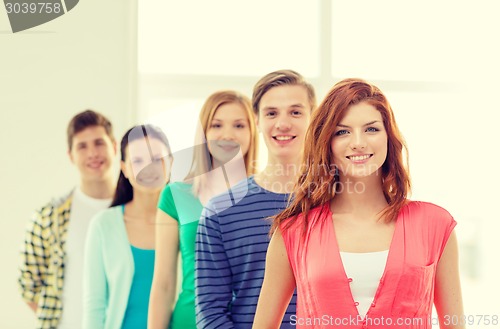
[18,70,464,329]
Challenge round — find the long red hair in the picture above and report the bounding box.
[272,78,411,235]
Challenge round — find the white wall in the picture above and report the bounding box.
[0,0,137,327]
[2,1,500,327]
[137,1,500,324]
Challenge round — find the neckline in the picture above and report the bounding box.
[325,204,402,319]
[73,186,111,206]
[250,175,291,196]
[130,244,155,252]
[118,206,155,253]
[339,249,389,255]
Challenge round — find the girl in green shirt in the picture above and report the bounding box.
[148,90,259,329]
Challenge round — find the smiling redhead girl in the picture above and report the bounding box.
[253,78,464,329]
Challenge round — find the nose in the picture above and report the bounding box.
[88,144,99,157]
[221,126,236,141]
[350,130,366,150]
[275,114,291,131]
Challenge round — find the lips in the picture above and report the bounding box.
[87,160,104,169]
[272,135,296,146]
[216,141,239,152]
[137,175,165,188]
[346,154,373,162]
[138,176,159,184]
[273,135,295,141]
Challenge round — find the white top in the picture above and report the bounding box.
[58,187,111,329]
[339,250,389,318]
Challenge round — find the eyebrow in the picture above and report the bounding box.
[76,137,105,146]
[262,104,305,111]
[337,120,381,128]
[131,153,163,158]
[212,118,247,122]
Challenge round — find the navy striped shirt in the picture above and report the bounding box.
[195,176,297,329]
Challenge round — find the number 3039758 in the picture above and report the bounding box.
[444,314,499,326]
[5,2,62,14]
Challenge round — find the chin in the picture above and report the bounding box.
[215,154,240,165]
[275,147,296,156]
[347,170,380,179]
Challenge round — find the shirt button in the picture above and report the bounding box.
[347,278,353,282]
[354,302,359,306]
[371,302,376,307]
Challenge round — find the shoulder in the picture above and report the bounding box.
[404,200,454,221]
[160,181,193,201]
[402,200,456,232]
[168,181,191,192]
[403,201,457,258]
[41,190,73,212]
[280,204,328,239]
[206,177,254,209]
[33,190,73,227]
[212,177,290,218]
[89,206,123,231]
[52,190,73,208]
[159,182,174,197]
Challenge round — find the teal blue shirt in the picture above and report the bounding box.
[83,206,150,329]
[121,245,155,329]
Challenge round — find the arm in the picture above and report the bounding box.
[434,231,465,329]
[82,217,108,329]
[252,229,296,329]
[18,210,49,313]
[148,210,179,329]
[195,205,234,329]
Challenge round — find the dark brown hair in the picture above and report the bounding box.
[67,109,114,150]
[110,124,172,207]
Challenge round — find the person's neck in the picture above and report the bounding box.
[254,154,302,194]
[125,191,160,219]
[210,156,248,194]
[330,175,388,220]
[80,177,115,199]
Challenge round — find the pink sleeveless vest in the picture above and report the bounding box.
[281,201,456,329]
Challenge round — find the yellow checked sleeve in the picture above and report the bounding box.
[18,208,51,303]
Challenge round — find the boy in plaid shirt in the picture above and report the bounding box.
[18,110,117,329]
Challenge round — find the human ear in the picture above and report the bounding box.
[255,114,261,133]
[120,161,129,179]
[67,148,77,165]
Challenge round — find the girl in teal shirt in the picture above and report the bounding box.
[83,125,172,329]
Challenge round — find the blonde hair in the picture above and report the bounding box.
[184,90,258,196]
[252,69,316,114]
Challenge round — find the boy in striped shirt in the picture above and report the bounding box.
[195,70,316,329]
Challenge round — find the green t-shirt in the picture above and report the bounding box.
[158,182,202,329]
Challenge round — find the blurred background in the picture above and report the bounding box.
[1,0,499,327]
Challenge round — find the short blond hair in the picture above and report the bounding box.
[252,70,316,114]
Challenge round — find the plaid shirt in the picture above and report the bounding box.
[18,191,73,329]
